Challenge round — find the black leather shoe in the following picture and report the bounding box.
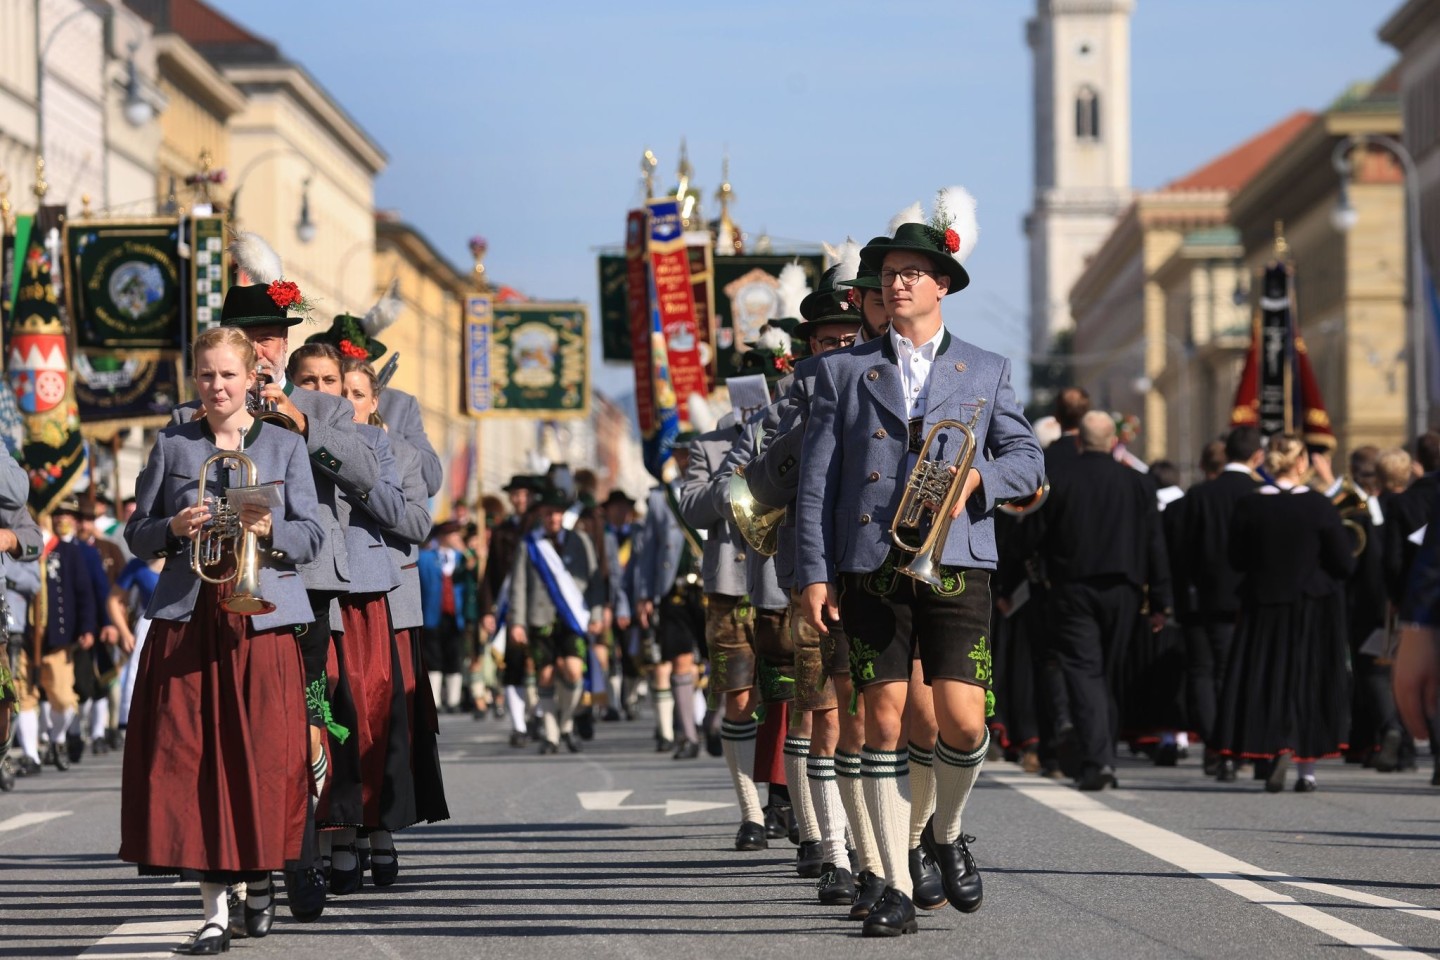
[282,866,326,922]
[508,731,527,748]
[795,839,823,878]
[655,737,674,753]
[15,756,41,777]
[1076,767,1117,791]
[861,888,918,937]
[763,802,790,840]
[816,863,855,905]
[1294,777,1317,794]
[910,830,948,910]
[539,740,559,755]
[560,732,582,754]
[1054,723,1083,780]
[1264,754,1290,793]
[1202,749,1220,777]
[1375,729,1402,773]
[849,870,888,920]
[46,742,69,772]
[107,727,125,750]
[0,759,12,792]
[178,923,230,955]
[370,847,399,887]
[91,738,109,756]
[244,894,276,938]
[227,889,247,938]
[735,820,767,851]
[925,828,983,913]
[1154,742,1179,767]
[672,739,700,760]
[1216,757,1237,782]
[67,733,84,764]
[575,709,595,741]
[329,846,363,896]
[358,845,371,873]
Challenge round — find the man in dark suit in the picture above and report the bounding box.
[1173,426,1262,777]
[1038,412,1171,790]
[1045,387,1089,478]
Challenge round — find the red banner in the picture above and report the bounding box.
[647,199,706,426]
[625,210,655,434]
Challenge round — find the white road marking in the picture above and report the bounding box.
[77,919,195,958]
[579,789,734,817]
[991,774,1433,960]
[0,810,70,832]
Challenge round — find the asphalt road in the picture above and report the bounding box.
[2,710,1438,960]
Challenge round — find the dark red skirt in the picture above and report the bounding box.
[119,581,308,874]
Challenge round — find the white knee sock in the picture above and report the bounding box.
[654,688,675,743]
[428,671,442,708]
[934,731,988,845]
[538,687,559,745]
[836,751,881,877]
[90,699,109,741]
[524,678,539,711]
[907,742,936,848]
[608,672,623,708]
[311,750,329,796]
[443,673,463,709]
[557,679,582,735]
[807,756,850,871]
[39,702,52,743]
[694,688,708,725]
[785,736,820,843]
[73,703,88,739]
[862,746,912,897]
[49,707,75,745]
[16,710,40,762]
[199,881,228,934]
[505,686,527,734]
[722,718,764,824]
[673,674,698,743]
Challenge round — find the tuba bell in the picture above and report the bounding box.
[191,451,277,616]
[890,405,985,588]
[728,463,785,557]
[1331,476,1370,558]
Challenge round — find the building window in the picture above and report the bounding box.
[1076,85,1100,142]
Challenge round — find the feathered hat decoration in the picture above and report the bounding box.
[229,231,315,317]
[362,279,403,337]
[775,261,811,321]
[887,201,925,238]
[825,238,863,287]
[929,185,980,264]
[687,393,719,434]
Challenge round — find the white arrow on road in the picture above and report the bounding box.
[0,811,70,833]
[579,790,732,817]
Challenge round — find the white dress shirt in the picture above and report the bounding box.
[891,324,945,421]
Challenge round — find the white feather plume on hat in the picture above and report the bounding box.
[229,232,283,286]
[887,202,925,238]
[754,323,793,358]
[687,393,718,434]
[362,279,403,336]
[831,238,862,286]
[932,186,980,264]
[775,261,810,319]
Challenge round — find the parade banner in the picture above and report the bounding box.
[687,238,717,384]
[646,198,706,424]
[74,354,183,429]
[8,207,85,515]
[464,294,494,416]
[600,238,715,378]
[625,210,656,433]
[190,214,229,335]
[63,219,183,349]
[1231,261,1334,448]
[712,253,823,380]
[476,302,589,418]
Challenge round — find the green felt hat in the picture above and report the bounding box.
[307,313,387,362]
[220,284,305,329]
[796,265,864,340]
[735,319,797,384]
[839,236,888,291]
[536,486,572,510]
[859,223,969,296]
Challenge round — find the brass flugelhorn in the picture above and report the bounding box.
[1331,476,1370,558]
[248,365,299,433]
[890,405,984,588]
[997,479,1050,517]
[191,451,276,616]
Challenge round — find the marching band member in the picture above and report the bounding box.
[797,189,1043,936]
[487,476,541,748]
[0,454,44,782]
[121,326,324,954]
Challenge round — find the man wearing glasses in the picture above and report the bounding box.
[797,192,1043,936]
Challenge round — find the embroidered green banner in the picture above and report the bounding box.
[63,219,183,350]
[481,302,590,418]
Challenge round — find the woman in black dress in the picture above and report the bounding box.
[1215,435,1355,791]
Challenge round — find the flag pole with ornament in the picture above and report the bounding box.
[7,207,85,515]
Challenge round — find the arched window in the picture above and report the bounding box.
[1075,85,1100,141]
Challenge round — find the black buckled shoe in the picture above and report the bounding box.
[816,863,855,905]
[15,755,41,777]
[763,802,790,840]
[672,739,700,760]
[178,923,231,955]
[795,839,823,878]
[560,732,583,754]
[1294,777,1318,794]
[244,895,276,938]
[925,829,983,913]
[849,870,888,920]
[508,731,527,748]
[655,737,674,753]
[910,828,948,910]
[1076,766,1117,791]
[283,866,326,922]
[370,847,399,887]
[67,733,84,765]
[329,845,363,896]
[861,887,918,937]
[46,742,69,772]
[735,820,767,851]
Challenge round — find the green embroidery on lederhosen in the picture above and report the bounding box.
[733,597,754,625]
[848,635,882,685]
[864,550,902,597]
[306,678,351,743]
[984,689,996,719]
[756,658,794,703]
[0,653,14,707]
[933,567,966,598]
[969,635,992,684]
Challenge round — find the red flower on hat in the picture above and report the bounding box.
[847,289,860,308]
[943,229,960,254]
[339,339,368,360]
[267,280,302,309]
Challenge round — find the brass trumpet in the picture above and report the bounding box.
[1331,476,1370,558]
[248,367,299,432]
[890,409,983,588]
[997,480,1050,517]
[191,451,276,616]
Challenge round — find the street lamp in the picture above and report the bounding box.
[296,178,316,245]
[1331,134,1428,437]
[229,148,318,244]
[121,47,155,128]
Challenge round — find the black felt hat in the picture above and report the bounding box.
[220,284,304,329]
[839,236,888,291]
[858,224,969,296]
[307,313,386,362]
[535,486,572,510]
[795,265,864,340]
[602,489,636,508]
[503,474,543,494]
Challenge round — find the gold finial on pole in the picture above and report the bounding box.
[641,149,658,200]
[714,151,741,255]
[80,193,92,218]
[1273,220,1288,260]
[33,156,47,200]
[674,138,700,230]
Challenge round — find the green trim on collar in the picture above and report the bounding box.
[283,380,295,397]
[199,417,265,448]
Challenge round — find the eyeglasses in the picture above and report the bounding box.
[879,267,934,287]
[817,334,857,350]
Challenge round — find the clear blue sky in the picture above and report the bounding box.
[212,0,1397,403]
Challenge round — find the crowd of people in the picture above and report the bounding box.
[3,193,1440,950]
